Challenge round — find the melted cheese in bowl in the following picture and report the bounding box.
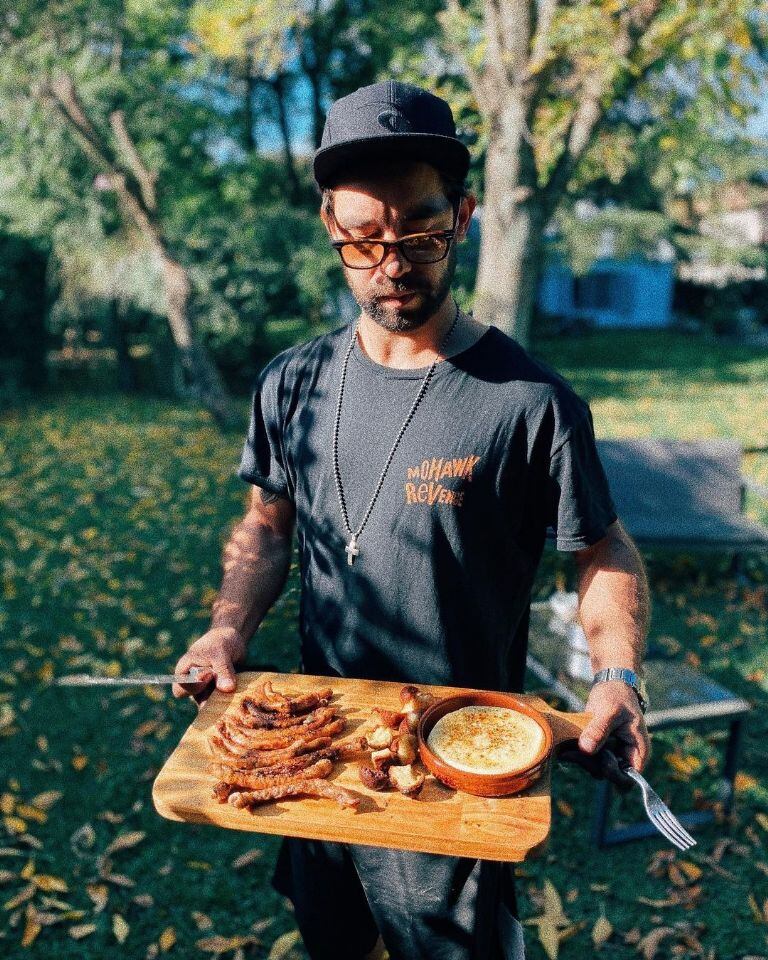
[427,706,545,774]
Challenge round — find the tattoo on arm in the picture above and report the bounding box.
[260,488,280,504]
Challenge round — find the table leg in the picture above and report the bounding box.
[591,779,612,847]
[721,717,744,815]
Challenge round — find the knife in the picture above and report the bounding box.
[55,667,206,687]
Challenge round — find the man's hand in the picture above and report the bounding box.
[172,626,247,708]
[578,680,650,771]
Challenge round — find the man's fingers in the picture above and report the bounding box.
[210,657,237,693]
[628,726,651,771]
[170,639,240,703]
[578,715,616,754]
[172,666,213,699]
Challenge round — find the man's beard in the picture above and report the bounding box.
[346,244,458,333]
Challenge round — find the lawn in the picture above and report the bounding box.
[0,330,766,959]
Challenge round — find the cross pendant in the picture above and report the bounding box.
[345,535,360,566]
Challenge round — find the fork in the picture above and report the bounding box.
[619,762,697,851]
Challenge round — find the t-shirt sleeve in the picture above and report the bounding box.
[546,407,617,551]
[237,359,293,500]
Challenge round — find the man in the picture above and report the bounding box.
[173,81,651,960]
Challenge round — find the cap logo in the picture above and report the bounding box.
[377,109,411,133]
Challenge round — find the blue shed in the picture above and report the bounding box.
[537,258,674,328]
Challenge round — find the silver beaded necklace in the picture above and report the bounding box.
[332,299,460,566]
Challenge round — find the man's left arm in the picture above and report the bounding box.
[574,519,651,771]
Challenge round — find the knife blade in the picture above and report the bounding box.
[55,667,206,687]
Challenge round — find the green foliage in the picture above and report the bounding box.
[2,0,766,389]
[551,208,672,275]
[0,2,351,393]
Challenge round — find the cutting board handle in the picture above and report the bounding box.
[536,705,592,753]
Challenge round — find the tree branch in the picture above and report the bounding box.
[43,74,160,250]
[529,0,559,69]
[109,110,157,211]
[443,0,497,115]
[541,0,671,212]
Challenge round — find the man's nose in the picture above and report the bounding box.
[379,244,412,278]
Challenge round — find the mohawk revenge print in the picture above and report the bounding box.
[404,454,481,506]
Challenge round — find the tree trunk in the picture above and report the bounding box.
[271,74,302,203]
[473,102,546,350]
[244,62,258,153]
[43,75,239,431]
[305,65,324,150]
[108,298,137,392]
[160,256,240,430]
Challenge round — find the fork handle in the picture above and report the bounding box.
[558,744,636,794]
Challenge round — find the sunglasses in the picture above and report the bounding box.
[330,205,459,269]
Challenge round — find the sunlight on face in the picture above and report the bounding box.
[324,161,461,333]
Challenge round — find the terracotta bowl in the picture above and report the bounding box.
[417,691,553,797]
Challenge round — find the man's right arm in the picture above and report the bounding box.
[172,486,296,705]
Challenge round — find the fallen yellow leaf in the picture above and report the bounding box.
[16,805,47,824]
[4,883,35,910]
[678,860,702,882]
[159,926,176,951]
[38,662,54,683]
[735,773,758,793]
[29,790,64,810]
[196,935,256,953]
[664,753,701,777]
[538,919,561,960]
[21,912,42,948]
[231,849,263,870]
[33,874,69,893]
[69,924,97,939]
[113,913,130,944]
[30,790,62,811]
[86,882,109,912]
[71,755,88,771]
[592,914,613,949]
[101,872,135,888]
[105,830,146,856]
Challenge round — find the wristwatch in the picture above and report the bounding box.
[591,667,648,714]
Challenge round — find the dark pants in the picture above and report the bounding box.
[273,837,525,960]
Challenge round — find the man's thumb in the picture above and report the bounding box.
[579,720,610,754]
[211,658,237,692]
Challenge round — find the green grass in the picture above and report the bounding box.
[1,330,767,959]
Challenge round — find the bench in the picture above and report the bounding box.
[527,600,751,846]
[594,438,768,556]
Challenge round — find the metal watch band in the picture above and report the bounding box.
[592,667,648,713]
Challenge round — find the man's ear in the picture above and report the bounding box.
[457,194,477,241]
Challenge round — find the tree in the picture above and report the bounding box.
[437,0,767,346]
[0,0,239,427]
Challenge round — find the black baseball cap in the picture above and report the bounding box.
[313,80,471,189]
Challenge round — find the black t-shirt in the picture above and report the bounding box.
[238,323,616,691]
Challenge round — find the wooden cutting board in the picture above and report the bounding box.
[152,671,590,862]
